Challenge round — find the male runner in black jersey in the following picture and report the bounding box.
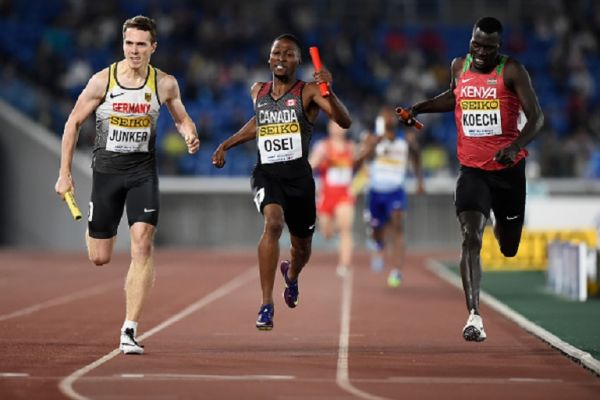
[212,34,351,330]
[55,16,200,354]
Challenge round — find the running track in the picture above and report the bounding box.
[0,249,598,399]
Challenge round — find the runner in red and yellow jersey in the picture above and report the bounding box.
[309,120,356,276]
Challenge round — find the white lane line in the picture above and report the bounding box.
[58,267,257,400]
[0,280,122,322]
[0,267,179,321]
[118,373,295,381]
[0,372,29,377]
[426,259,600,376]
[0,268,178,323]
[120,374,144,379]
[387,376,563,384]
[336,268,391,400]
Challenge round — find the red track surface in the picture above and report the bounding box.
[0,249,598,399]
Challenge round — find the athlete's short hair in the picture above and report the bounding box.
[473,17,503,36]
[273,33,302,61]
[123,15,157,43]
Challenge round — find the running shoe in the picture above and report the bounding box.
[120,328,144,354]
[387,268,402,288]
[256,304,274,331]
[336,264,349,277]
[371,254,384,273]
[280,260,299,308]
[462,309,487,342]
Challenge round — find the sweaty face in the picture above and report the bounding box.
[469,28,500,72]
[123,28,156,69]
[269,39,300,79]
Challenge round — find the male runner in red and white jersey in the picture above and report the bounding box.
[400,17,543,342]
[309,120,356,276]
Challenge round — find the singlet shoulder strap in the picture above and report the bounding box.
[107,63,118,92]
[147,65,161,105]
[462,54,472,73]
[290,80,305,97]
[146,65,157,95]
[496,55,507,75]
[257,81,272,98]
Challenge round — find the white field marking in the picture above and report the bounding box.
[387,376,563,384]
[0,280,122,322]
[58,267,257,400]
[0,373,29,377]
[0,268,179,322]
[117,373,295,381]
[336,268,391,400]
[120,374,144,378]
[426,259,600,376]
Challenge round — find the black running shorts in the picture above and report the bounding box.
[251,167,316,238]
[88,169,159,239]
[455,158,526,223]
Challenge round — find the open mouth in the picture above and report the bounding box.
[472,56,489,68]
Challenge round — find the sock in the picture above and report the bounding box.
[122,320,138,335]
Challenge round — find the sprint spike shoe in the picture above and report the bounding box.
[120,328,144,354]
[462,309,487,342]
[280,260,299,308]
[256,304,274,331]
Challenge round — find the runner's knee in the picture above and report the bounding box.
[294,242,311,263]
[89,252,111,266]
[264,217,285,238]
[461,224,483,252]
[131,239,153,260]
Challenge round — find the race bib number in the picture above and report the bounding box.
[326,166,353,186]
[460,99,502,137]
[106,115,151,153]
[257,124,302,164]
[371,158,406,187]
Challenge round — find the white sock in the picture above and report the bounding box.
[122,320,138,335]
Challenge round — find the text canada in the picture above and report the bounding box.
[258,109,298,124]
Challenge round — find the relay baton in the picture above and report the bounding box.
[64,190,82,221]
[309,46,330,97]
[395,107,424,130]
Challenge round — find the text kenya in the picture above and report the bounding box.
[460,86,497,99]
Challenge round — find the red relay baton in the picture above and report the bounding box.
[309,46,330,97]
[395,107,424,130]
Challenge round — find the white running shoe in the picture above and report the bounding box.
[120,328,144,354]
[462,309,487,342]
[336,264,349,277]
